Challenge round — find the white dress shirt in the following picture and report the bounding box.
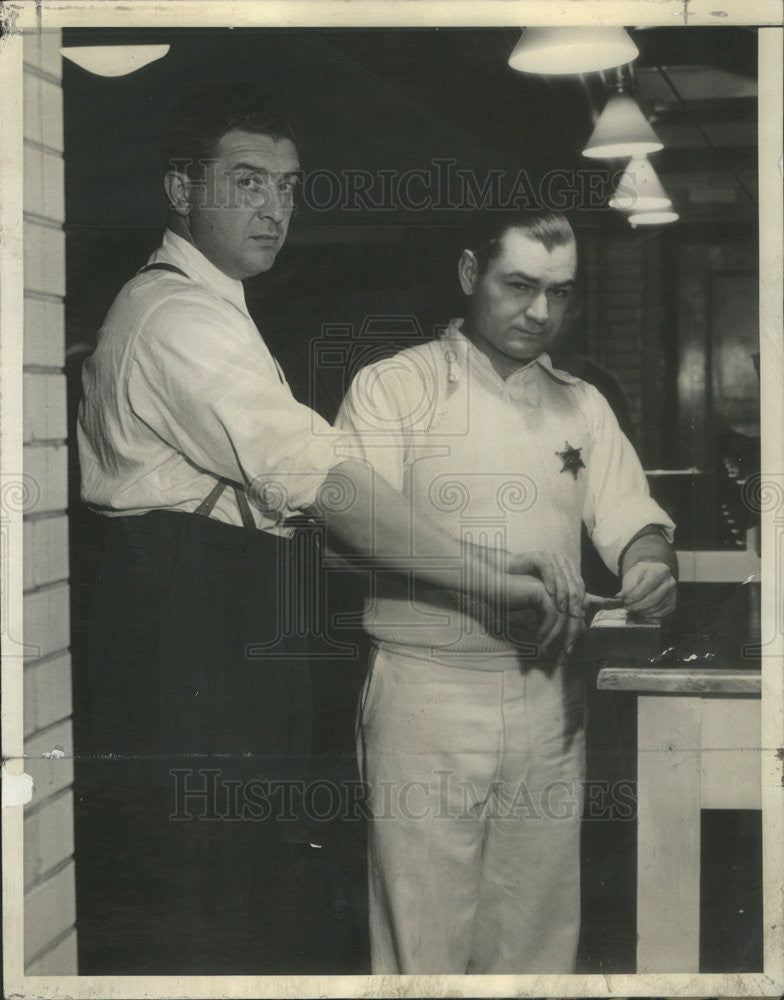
[336,319,675,653]
[79,229,350,532]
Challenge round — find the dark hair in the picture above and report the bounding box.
[463,209,576,275]
[159,81,296,178]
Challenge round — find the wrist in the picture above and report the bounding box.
[620,535,678,581]
[461,538,510,574]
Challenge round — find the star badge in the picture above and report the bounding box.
[556,441,585,480]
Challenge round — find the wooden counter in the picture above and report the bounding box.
[597,662,762,973]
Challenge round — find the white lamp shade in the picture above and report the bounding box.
[583,92,663,158]
[609,157,672,212]
[629,210,680,227]
[61,45,170,77]
[508,27,638,75]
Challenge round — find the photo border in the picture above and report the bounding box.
[2,2,782,997]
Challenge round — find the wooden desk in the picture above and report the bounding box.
[597,665,762,973]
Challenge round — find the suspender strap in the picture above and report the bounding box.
[233,486,257,531]
[194,479,229,517]
[138,262,189,278]
[193,479,256,530]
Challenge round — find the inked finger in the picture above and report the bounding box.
[538,606,569,654]
[548,557,569,613]
[625,578,674,614]
[555,553,584,616]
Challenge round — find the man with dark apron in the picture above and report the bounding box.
[76,82,582,974]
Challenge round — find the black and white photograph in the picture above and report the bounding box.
[1,1,783,997]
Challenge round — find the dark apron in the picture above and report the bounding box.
[76,505,331,973]
[76,263,326,972]
[76,505,326,973]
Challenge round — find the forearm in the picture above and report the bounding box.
[618,530,678,619]
[620,530,678,580]
[312,459,507,600]
[312,460,579,649]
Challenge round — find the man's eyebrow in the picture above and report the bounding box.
[230,162,301,176]
[505,269,575,287]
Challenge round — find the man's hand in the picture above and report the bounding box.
[508,550,585,621]
[458,541,584,654]
[617,560,677,618]
[505,573,583,656]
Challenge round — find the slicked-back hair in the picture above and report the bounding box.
[159,81,296,179]
[463,210,576,276]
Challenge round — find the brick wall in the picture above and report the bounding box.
[22,28,77,975]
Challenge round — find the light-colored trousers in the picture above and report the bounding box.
[357,642,586,974]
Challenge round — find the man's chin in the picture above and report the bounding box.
[246,247,279,276]
[508,341,545,363]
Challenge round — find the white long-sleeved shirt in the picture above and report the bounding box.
[335,319,675,654]
[78,229,351,532]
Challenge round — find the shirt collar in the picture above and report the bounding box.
[441,319,579,387]
[149,229,251,318]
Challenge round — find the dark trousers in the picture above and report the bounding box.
[75,510,324,973]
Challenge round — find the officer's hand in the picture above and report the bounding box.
[617,561,677,618]
[505,574,581,655]
[505,606,541,647]
[508,550,585,621]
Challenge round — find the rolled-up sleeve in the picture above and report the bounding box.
[580,385,675,572]
[128,293,353,516]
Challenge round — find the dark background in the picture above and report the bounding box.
[63,26,762,974]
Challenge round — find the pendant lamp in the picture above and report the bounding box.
[62,45,170,77]
[508,27,638,75]
[628,210,680,227]
[583,91,663,158]
[609,157,672,212]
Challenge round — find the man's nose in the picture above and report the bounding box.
[525,290,549,324]
[259,183,286,222]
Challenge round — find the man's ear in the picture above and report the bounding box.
[458,249,478,296]
[163,171,191,216]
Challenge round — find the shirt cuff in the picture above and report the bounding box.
[248,430,360,517]
[592,497,675,575]
[616,524,669,576]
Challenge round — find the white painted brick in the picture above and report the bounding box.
[23,444,68,514]
[24,295,65,368]
[24,652,72,738]
[23,221,65,297]
[23,31,62,80]
[24,792,74,889]
[24,137,44,211]
[23,516,69,592]
[23,584,70,661]
[22,521,35,593]
[25,927,77,976]
[24,718,73,802]
[24,861,76,964]
[23,372,67,443]
[24,142,65,222]
[23,69,64,151]
[43,147,66,222]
